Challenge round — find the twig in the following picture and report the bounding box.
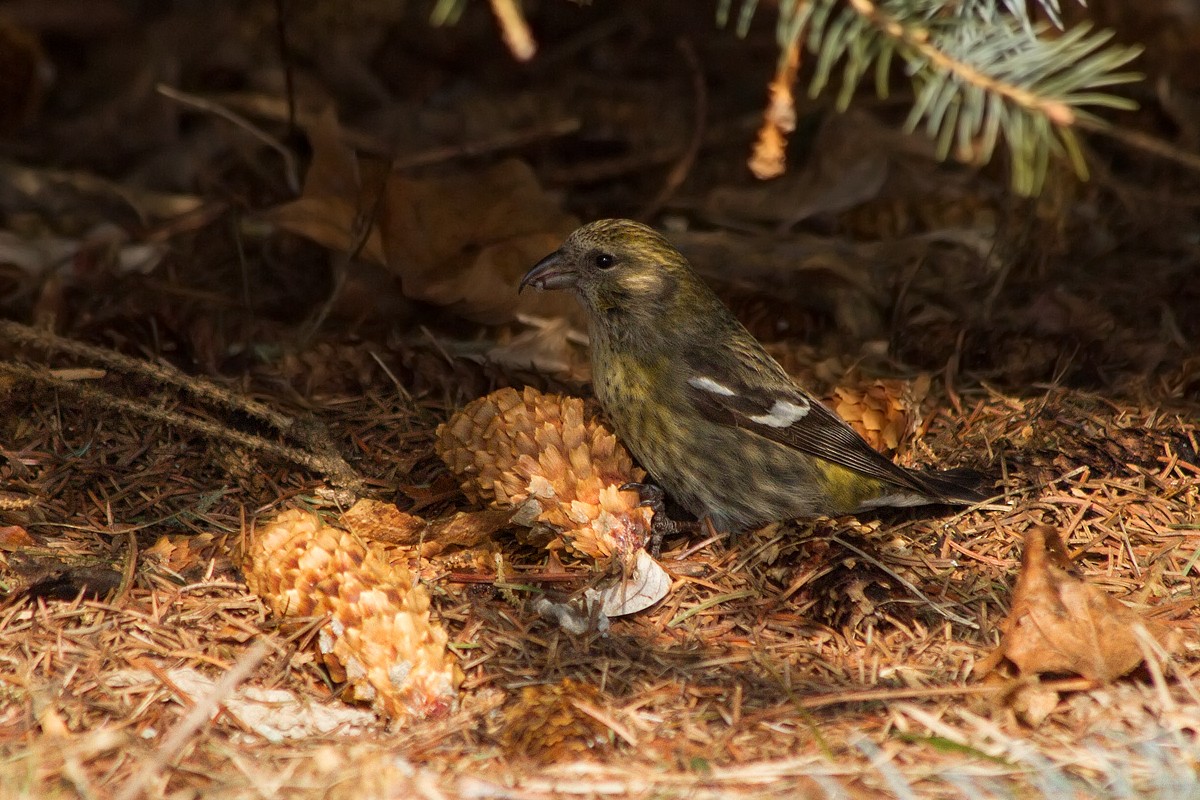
[488,0,537,61]
[0,320,294,432]
[639,38,707,219]
[0,320,361,490]
[798,676,1099,709]
[0,361,362,491]
[390,117,580,171]
[847,0,1074,126]
[113,638,273,800]
[156,83,300,193]
[1076,115,1200,176]
[543,145,680,185]
[368,349,413,406]
[194,92,581,164]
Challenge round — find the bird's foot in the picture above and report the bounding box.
[620,482,684,558]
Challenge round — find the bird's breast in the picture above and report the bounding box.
[591,346,659,417]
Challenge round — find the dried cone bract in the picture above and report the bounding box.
[245,509,462,721]
[436,387,652,565]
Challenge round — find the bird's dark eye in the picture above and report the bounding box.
[594,253,615,269]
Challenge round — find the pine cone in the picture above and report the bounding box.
[436,387,652,565]
[244,508,462,722]
[824,374,930,456]
[499,678,612,760]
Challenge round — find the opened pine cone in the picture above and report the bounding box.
[244,508,462,722]
[436,386,653,565]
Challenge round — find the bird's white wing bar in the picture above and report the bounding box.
[683,369,933,492]
[688,376,737,396]
[748,398,810,427]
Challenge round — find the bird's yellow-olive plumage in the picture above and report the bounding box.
[520,219,983,531]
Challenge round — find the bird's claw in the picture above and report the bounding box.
[620,481,675,558]
[620,481,665,508]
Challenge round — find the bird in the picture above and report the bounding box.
[519,219,986,541]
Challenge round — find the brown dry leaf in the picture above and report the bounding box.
[721,110,895,224]
[979,525,1179,682]
[340,498,428,545]
[144,533,221,575]
[0,525,35,550]
[265,110,580,324]
[424,508,511,550]
[262,108,388,264]
[378,158,580,323]
[341,498,505,557]
[483,315,591,381]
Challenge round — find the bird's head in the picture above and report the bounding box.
[520,219,690,322]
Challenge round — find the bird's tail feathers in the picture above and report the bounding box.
[907,466,991,505]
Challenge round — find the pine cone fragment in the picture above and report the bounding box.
[245,508,462,722]
[435,387,652,565]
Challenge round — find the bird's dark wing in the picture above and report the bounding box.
[681,353,932,494]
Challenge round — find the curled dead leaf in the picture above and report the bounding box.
[979,525,1181,683]
[262,108,388,264]
[589,549,670,618]
[341,498,508,558]
[341,498,428,545]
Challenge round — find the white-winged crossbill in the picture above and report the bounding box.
[519,219,985,535]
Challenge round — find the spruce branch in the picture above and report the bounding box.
[722,0,1144,195]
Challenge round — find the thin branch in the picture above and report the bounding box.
[489,0,537,61]
[847,0,1075,126]
[0,320,294,432]
[156,83,300,194]
[0,360,363,491]
[1077,115,1200,175]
